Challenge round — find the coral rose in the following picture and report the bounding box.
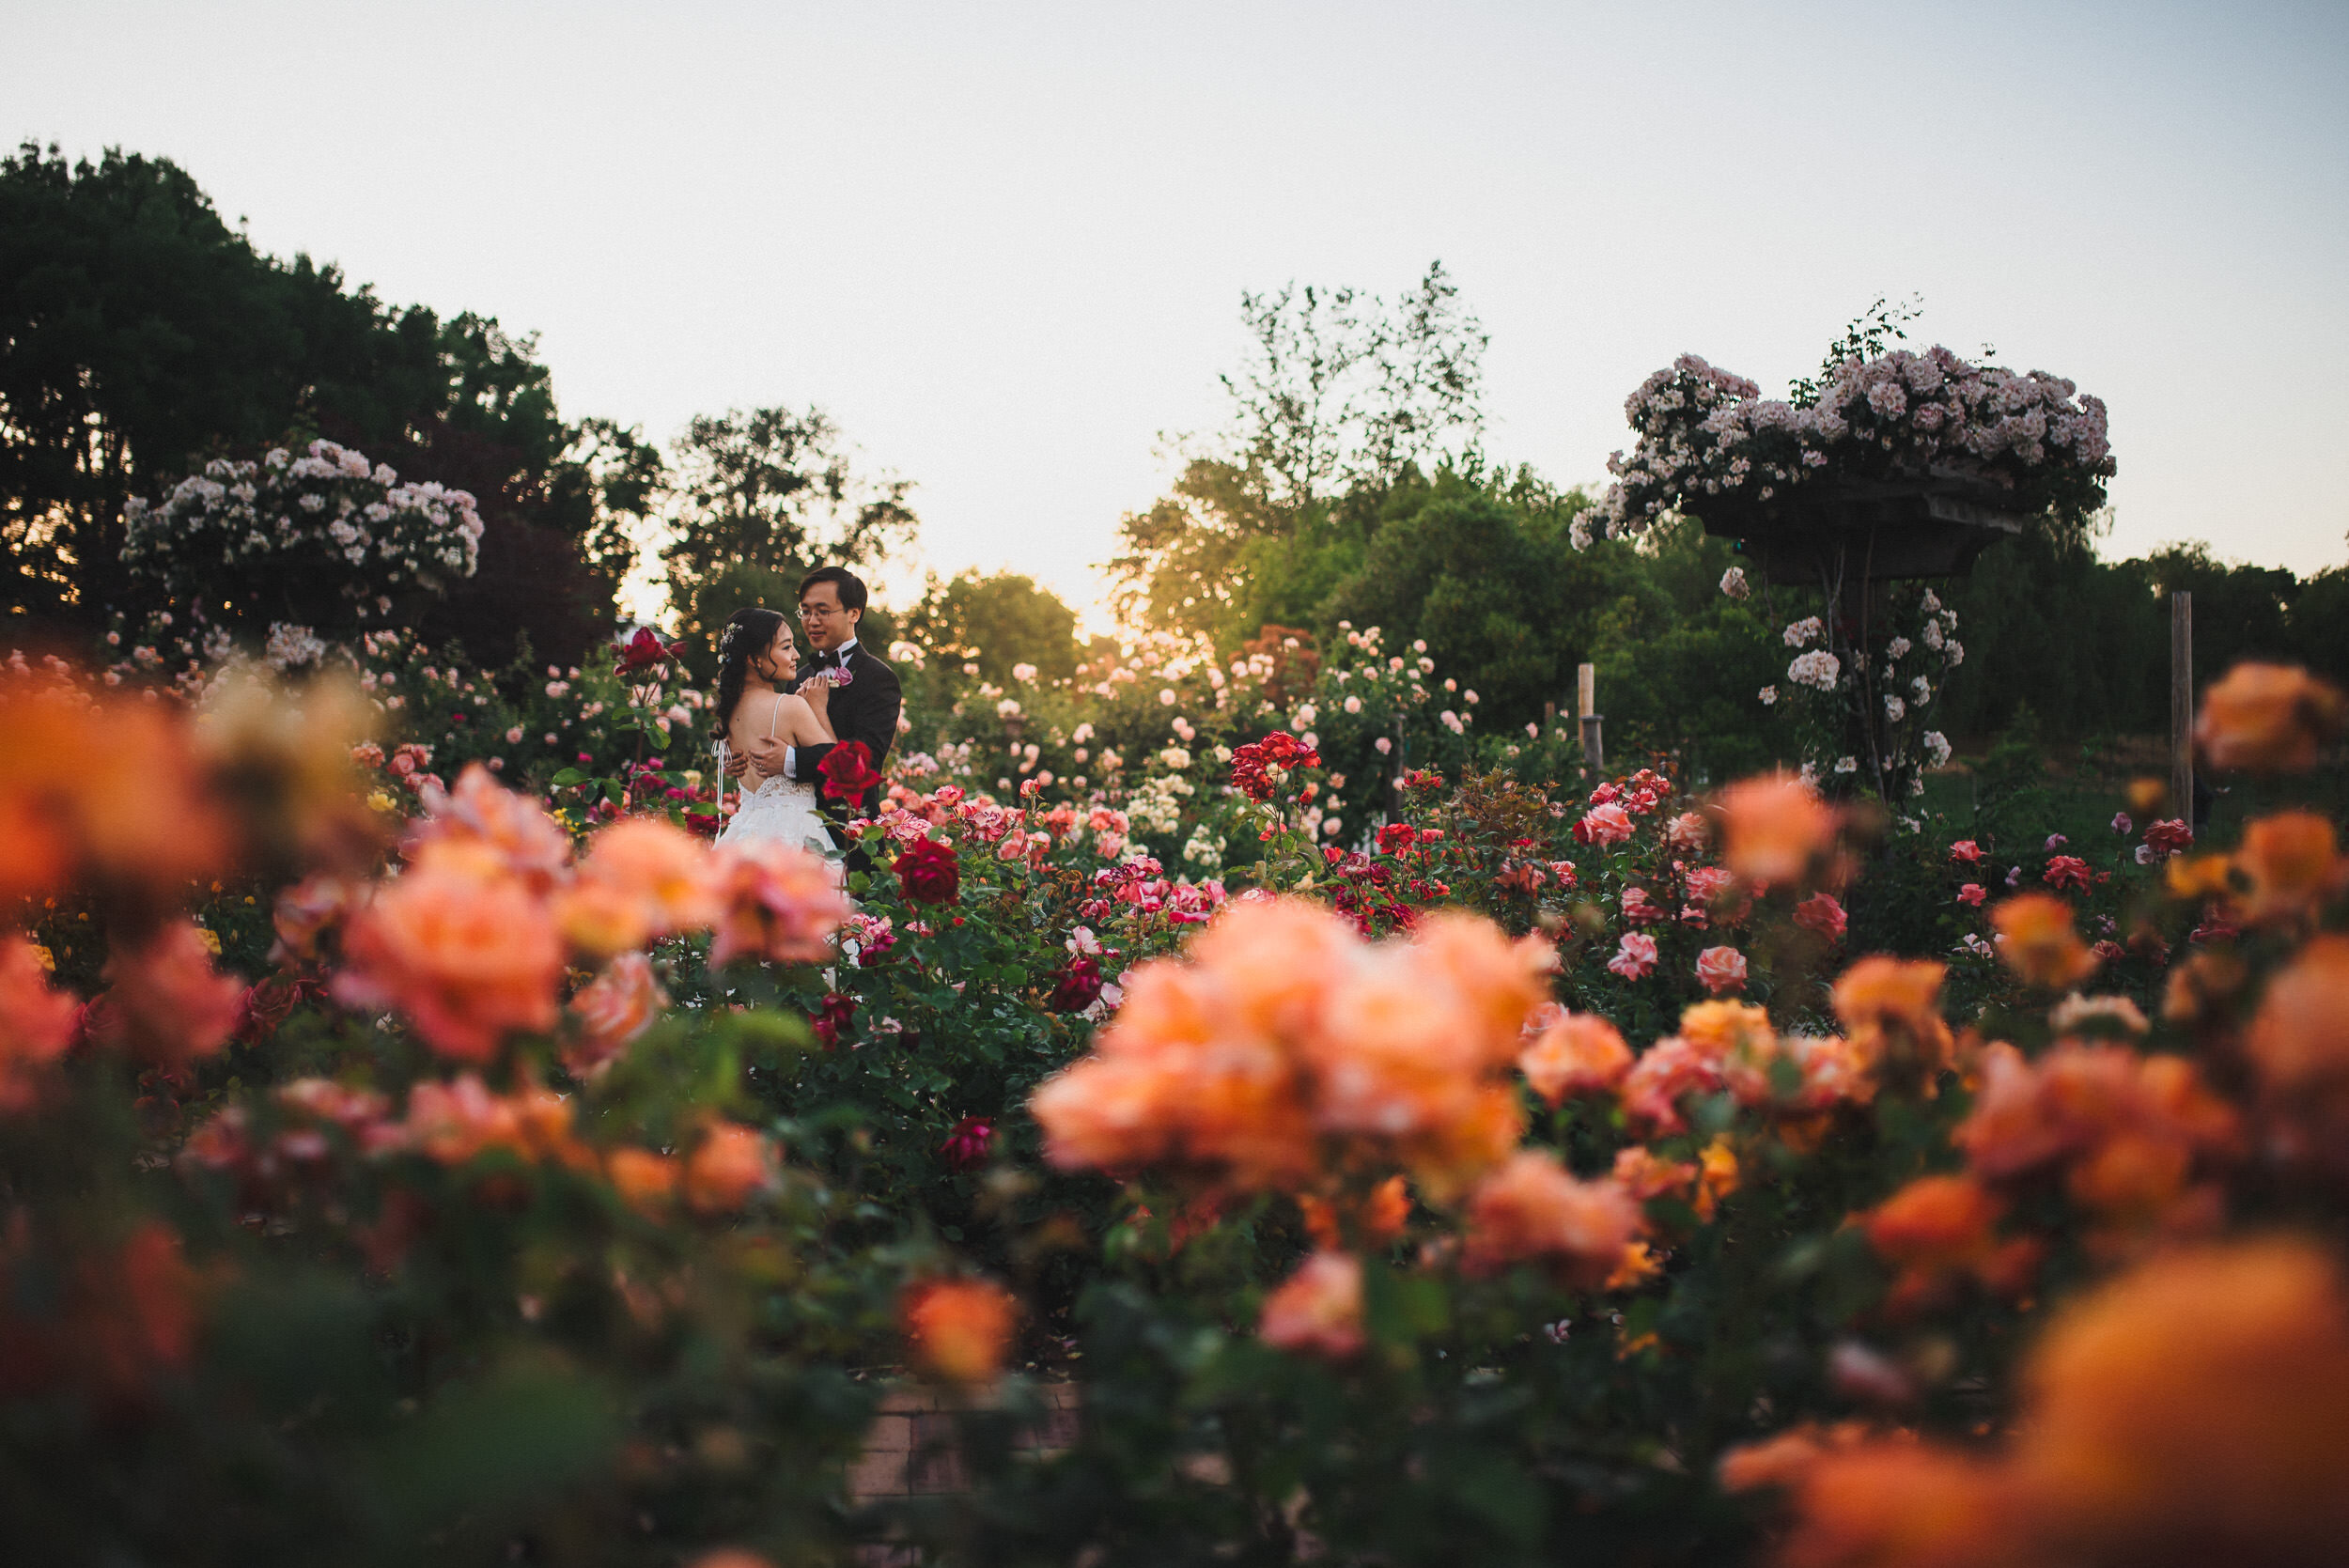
[1990,892,2098,988]
[0,935,80,1111]
[900,1278,1018,1385]
[709,840,851,967]
[1459,1150,1642,1290]
[334,844,564,1061]
[96,920,245,1067]
[1695,945,1749,995]
[1714,771,1837,884]
[1573,802,1635,846]
[409,765,572,889]
[563,952,667,1079]
[1792,891,1847,941]
[1517,1012,1632,1106]
[893,837,961,906]
[2194,661,2348,773]
[2245,933,2349,1168]
[1259,1250,1366,1358]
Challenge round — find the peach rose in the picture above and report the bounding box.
[1458,1150,1642,1289]
[334,843,564,1062]
[1713,770,1837,884]
[1991,893,2098,989]
[1517,1012,1632,1106]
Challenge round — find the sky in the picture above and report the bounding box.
[10,0,2347,625]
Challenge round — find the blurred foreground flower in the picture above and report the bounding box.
[2194,661,2346,773]
[1031,900,1548,1202]
[1259,1250,1366,1358]
[1763,1239,2349,1568]
[900,1278,1018,1385]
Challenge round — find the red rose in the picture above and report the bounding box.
[810,991,855,1048]
[940,1115,995,1171]
[1049,954,1104,1014]
[894,837,961,906]
[617,626,686,674]
[818,740,882,803]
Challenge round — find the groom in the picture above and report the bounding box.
[725,565,903,852]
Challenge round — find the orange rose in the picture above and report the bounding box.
[2233,811,2343,927]
[684,1122,777,1214]
[900,1277,1018,1385]
[2245,933,2349,1166]
[1459,1150,1643,1290]
[1990,892,2098,988]
[2194,661,2347,773]
[1517,1012,1632,1107]
[2017,1239,2349,1562]
[1258,1250,1366,1359]
[606,1147,679,1216]
[1713,771,1838,885]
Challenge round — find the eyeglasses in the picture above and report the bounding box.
[796,604,843,622]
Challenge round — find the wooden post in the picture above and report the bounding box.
[2170,592,2193,818]
[1577,662,1604,772]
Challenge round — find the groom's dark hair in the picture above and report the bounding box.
[798,565,867,613]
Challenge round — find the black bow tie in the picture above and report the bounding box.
[812,649,844,670]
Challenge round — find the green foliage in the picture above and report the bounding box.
[899,569,1086,687]
[0,142,648,660]
[661,406,918,654]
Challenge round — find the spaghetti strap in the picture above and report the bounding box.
[768,694,782,739]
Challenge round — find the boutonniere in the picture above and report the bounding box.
[819,665,855,691]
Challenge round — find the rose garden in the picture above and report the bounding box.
[8,146,2349,1568]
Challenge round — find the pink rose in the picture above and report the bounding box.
[1607,931,1658,981]
[1956,882,1987,907]
[1574,803,1636,846]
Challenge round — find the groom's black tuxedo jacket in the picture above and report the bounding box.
[785,642,902,821]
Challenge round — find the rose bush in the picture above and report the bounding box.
[5,628,2347,1566]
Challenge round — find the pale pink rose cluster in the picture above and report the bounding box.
[1582,346,2114,541]
[122,440,485,618]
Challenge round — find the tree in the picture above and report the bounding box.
[0,141,646,660]
[1323,469,1627,734]
[1109,262,1487,642]
[661,407,917,651]
[899,569,1084,686]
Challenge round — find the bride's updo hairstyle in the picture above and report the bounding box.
[712,607,788,744]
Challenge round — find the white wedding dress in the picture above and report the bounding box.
[714,699,839,858]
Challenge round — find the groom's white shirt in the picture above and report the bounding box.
[782,637,857,780]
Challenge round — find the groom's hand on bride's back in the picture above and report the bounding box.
[740,736,788,777]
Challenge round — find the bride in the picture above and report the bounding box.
[711,607,838,855]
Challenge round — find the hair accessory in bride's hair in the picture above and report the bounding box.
[718,624,743,661]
